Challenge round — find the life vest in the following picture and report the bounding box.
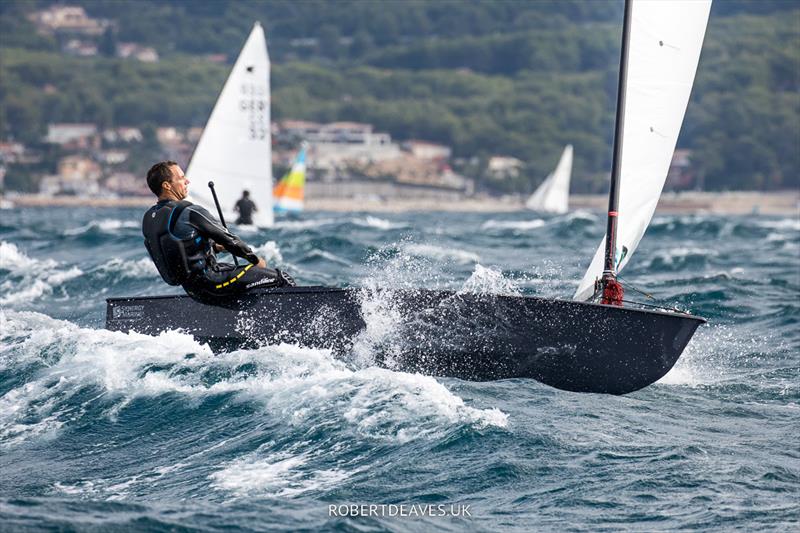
[142,200,195,285]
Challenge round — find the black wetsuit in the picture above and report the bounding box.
[234,197,257,225]
[142,200,293,300]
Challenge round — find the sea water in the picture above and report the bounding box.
[0,207,798,531]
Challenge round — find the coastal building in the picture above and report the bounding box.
[63,39,98,57]
[117,43,159,63]
[0,142,26,164]
[29,6,109,36]
[487,156,524,180]
[102,127,143,144]
[39,155,102,195]
[104,172,149,196]
[45,123,100,150]
[402,140,452,161]
[666,149,697,190]
[276,120,400,178]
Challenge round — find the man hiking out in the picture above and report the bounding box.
[141,161,294,301]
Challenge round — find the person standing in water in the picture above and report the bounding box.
[234,190,257,225]
[141,161,295,301]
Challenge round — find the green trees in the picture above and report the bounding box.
[0,1,797,191]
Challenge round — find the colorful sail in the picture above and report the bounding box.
[526,145,573,214]
[187,22,274,227]
[273,144,307,213]
[574,0,712,300]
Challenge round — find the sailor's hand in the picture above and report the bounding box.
[213,243,225,252]
[245,252,260,265]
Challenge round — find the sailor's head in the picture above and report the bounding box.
[242,190,250,198]
[147,161,189,200]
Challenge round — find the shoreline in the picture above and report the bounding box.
[3,191,798,215]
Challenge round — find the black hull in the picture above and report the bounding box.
[106,287,705,395]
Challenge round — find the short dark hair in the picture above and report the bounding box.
[146,161,178,195]
[242,190,250,198]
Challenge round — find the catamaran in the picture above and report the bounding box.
[186,22,274,227]
[525,145,573,214]
[273,143,307,214]
[108,0,712,394]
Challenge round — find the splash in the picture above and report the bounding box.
[253,240,283,264]
[1,311,507,453]
[459,264,521,296]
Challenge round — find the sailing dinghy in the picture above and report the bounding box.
[187,22,274,227]
[525,145,573,214]
[108,0,711,394]
[273,143,307,214]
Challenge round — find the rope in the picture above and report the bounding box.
[592,274,689,315]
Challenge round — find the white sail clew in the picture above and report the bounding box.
[526,144,573,214]
[574,0,711,300]
[187,22,273,227]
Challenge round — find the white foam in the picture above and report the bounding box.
[1,311,507,450]
[0,241,57,272]
[210,450,350,498]
[0,242,83,305]
[304,248,351,266]
[352,216,406,230]
[96,257,159,279]
[63,219,139,236]
[274,218,337,230]
[459,264,521,296]
[403,243,480,265]
[253,240,283,264]
[481,219,546,230]
[754,218,800,231]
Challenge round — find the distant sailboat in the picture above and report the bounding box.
[525,144,573,214]
[273,143,307,214]
[187,22,274,227]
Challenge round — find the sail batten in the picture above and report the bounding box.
[187,22,274,227]
[574,0,712,301]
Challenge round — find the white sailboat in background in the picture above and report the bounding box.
[575,0,711,301]
[187,22,274,227]
[525,144,573,214]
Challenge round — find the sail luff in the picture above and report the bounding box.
[574,0,712,301]
[186,22,274,227]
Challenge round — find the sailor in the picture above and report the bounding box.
[234,190,257,225]
[141,161,295,301]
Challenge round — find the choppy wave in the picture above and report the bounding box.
[0,241,83,305]
[481,218,546,231]
[0,209,798,531]
[62,219,140,236]
[403,243,480,264]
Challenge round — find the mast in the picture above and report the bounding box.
[600,0,632,304]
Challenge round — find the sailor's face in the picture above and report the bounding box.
[166,165,189,200]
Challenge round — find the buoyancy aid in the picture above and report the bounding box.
[142,200,196,285]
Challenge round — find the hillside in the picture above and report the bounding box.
[0,0,798,192]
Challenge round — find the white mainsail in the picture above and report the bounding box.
[574,0,711,300]
[187,22,273,227]
[526,144,573,214]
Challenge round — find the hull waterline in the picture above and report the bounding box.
[106,287,705,395]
